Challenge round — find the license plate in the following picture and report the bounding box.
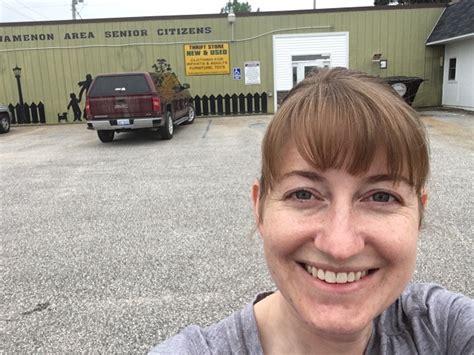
[117,119,130,125]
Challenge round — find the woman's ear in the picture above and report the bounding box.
[251,179,261,227]
[421,190,428,208]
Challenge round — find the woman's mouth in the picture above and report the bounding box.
[302,263,375,284]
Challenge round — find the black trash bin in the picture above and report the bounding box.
[383,76,424,106]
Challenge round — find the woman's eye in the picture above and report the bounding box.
[368,191,398,203]
[291,190,315,200]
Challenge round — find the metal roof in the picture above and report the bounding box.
[426,0,474,45]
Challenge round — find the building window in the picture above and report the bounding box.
[448,58,456,81]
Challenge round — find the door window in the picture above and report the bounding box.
[291,54,331,86]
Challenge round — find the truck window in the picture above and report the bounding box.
[88,74,151,97]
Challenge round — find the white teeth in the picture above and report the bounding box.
[325,271,336,283]
[336,272,348,284]
[304,264,370,284]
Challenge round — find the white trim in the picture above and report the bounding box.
[272,36,277,112]
[272,32,348,40]
[427,33,474,46]
[345,32,349,68]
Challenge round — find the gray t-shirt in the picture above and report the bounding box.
[149,283,474,354]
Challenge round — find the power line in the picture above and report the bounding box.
[3,1,66,6]
[1,2,38,21]
[77,0,87,19]
[72,0,85,20]
[10,0,52,19]
[2,0,52,21]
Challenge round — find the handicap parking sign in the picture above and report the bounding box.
[233,67,241,80]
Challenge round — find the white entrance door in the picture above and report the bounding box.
[292,56,331,86]
[273,32,348,111]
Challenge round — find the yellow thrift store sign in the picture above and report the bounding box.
[184,43,230,75]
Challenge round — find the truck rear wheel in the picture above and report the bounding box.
[97,130,114,143]
[159,111,173,140]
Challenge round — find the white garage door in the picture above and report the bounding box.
[273,32,349,111]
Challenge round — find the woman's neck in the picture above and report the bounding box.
[254,291,373,355]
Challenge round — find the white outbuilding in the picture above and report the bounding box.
[426,0,474,111]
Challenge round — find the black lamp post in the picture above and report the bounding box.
[13,65,25,123]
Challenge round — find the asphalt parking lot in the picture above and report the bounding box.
[1,112,473,353]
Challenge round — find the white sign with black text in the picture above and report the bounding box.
[244,61,261,85]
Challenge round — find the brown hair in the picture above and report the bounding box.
[258,67,429,220]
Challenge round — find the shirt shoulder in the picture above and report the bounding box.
[403,283,474,353]
[148,297,265,355]
[370,283,474,354]
[148,325,208,355]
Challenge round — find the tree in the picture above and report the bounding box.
[374,0,449,5]
[220,0,257,13]
[152,58,172,73]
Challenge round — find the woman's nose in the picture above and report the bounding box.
[313,204,365,261]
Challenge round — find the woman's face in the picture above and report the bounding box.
[253,144,424,336]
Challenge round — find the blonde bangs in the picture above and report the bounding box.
[260,68,429,201]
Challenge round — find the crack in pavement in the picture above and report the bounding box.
[21,301,50,316]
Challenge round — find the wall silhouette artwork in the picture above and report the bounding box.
[63,74,93,122]
[57,112,68,122]
[77,74,92,119]
[67,93,82,121]
[78,74,93,102]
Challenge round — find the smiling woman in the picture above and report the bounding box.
[149,68,473,354]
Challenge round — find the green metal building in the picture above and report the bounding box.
[0,4,445,124]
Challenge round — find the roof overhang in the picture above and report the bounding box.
[426,33,474,46]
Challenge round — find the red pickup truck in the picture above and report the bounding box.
[85,71,195,142]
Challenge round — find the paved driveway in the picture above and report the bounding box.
[1,113,472,353]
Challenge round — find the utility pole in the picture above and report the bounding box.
[313,0,316,9]
[72,0,83,20]
[72,0,76,20]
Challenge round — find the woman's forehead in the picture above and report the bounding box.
[277,143,390,176]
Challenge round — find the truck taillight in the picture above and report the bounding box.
[85,98,91,119]
[152,97,161,113]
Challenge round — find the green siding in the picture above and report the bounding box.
[0,6,444,123]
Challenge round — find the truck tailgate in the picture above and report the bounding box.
[89,95,155,119]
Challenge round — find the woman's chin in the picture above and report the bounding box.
[295,302,376,339]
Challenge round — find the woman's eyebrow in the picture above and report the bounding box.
[364,174,410,185]
[280,170,326,182]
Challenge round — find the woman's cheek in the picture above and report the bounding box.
[367,219,419,262]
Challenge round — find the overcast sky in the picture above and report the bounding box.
[0,0,374,23]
